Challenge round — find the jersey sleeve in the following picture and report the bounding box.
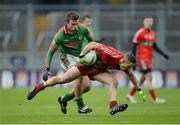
[153,32,157,43]
[46,32,63,68]
[133,30,142,44]
[80,25,94,42]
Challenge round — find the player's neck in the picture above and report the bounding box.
[66,25,77,34]
[144,27,151,32]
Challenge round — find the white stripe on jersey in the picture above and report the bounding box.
[99,46,119,58]
[133,28,144,43]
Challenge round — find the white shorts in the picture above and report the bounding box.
[60,54,79,71]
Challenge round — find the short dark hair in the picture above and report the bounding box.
[82,15,92,21]
[66,11,79,23]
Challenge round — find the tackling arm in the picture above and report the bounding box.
[124,68,146,101]
[125,68,140,89]
[80,42,98,56]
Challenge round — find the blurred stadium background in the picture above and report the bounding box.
[1,0,180,124]
[0,0,180,88]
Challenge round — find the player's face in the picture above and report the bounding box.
[83,18,93,27]
[144,18,153,29]
[119,59,132,71]
[67,19,79,32]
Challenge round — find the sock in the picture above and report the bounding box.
[109,101,117,109]
[62,93,75,102]
[149,90,157,101]
[129,87,137,96]
[76,98,84,109]
[35,83,45,92]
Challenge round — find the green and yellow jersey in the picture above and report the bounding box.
[87,27,101,43]
[46,24,93,68]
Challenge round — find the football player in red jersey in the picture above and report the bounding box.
[127,17,169,104]
[27,42,146,115]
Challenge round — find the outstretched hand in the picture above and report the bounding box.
[43,68,52,81]
[137,88,146,102]
[79,55,89,65]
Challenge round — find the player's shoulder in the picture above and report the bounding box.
[134,28,144,38]
[136,28,145,34]
[78,23,88,30]
[54,27,64,41]
[55,27,64,35]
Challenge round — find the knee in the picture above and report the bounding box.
[84,85,91,93]
[111,79,118,88]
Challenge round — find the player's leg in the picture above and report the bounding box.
[74,76,91,111]
[71,77,92,114]
[27,66,82,100]
[94,71,128,115]
[58,76,91,114]
[146,72,166,103]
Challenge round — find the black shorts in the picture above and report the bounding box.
[140,68,152,74]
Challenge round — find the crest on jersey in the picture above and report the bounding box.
[79,36,83,40]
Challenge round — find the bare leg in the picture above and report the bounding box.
[27,67,82,100]
[73,77,83,99]
[94,71,118,103]
[145,72,153,90]
[71,76,91,96]
[59,76,91,114]
[139,73,146,86]
[145,72,157,101]
[94,71,128,115]
[43,67,82,87]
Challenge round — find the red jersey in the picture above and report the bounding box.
[77,43,124,79]
[133,28,157,62]
[95,43,124,69]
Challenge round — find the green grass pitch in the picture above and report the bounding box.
[0,87,180,124]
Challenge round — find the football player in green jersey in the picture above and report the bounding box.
[56,14,105,114]
[82,15,104,43]
[41,11,94,114]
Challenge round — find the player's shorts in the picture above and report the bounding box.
[60,54,79,71]
[137,59,152,73]
[76,62,107,80]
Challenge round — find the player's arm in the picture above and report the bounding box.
[124,68,140,89]
[80,42,98,56]
[153,43,169,60]
[124,68,146,101]
[45,39,60,69]
[132,29,141,57]
[43,31,61,81]
[80,24,94,42]
[132,43,137,57]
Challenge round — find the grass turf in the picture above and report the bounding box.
[0,87,180,124]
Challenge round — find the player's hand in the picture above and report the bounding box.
[163,54,169,60]
[43,67,52,81]
[137,88,146,102]
[79,55,88,65]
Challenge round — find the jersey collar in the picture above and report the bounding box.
[63,25,79,34]
[63,25,70,34]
